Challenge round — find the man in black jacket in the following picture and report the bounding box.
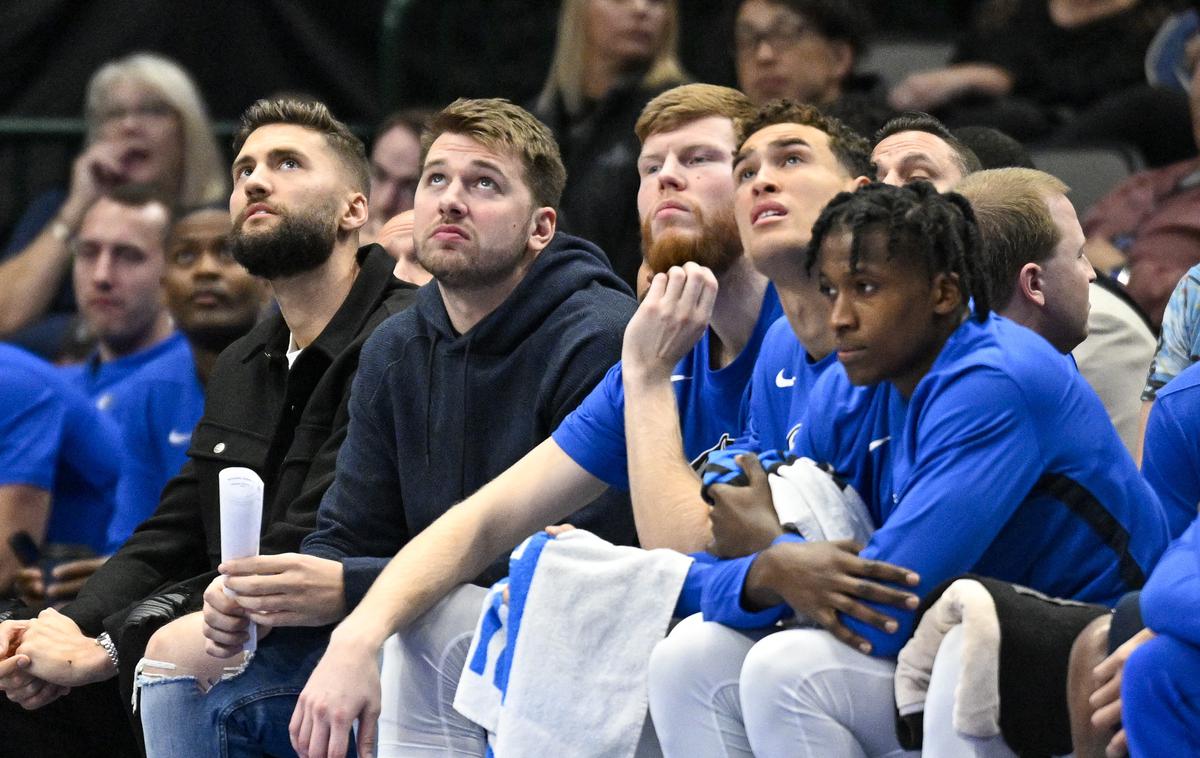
[0,98,417,757]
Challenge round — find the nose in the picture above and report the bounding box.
[751,166,780,196]
[656,154,687,191]
[437,177,468,219]
[91,249,116,289]
[829,291,854,333]
[194,247,224,279]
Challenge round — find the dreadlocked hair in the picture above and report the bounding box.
[804,181,991,321]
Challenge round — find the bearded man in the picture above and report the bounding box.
[0,98,418,757]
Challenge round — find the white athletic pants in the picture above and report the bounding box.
[377,584,490,757]
[922,625,1021,758]
[649,615,915,758]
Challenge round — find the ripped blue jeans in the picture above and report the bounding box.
[137,625,342,758]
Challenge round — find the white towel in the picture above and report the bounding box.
[454,529,692,757]
[768,456,875,545]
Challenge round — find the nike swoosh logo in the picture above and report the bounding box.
[168,430,191,446]
[670,374,691,383]
[775,369,796,388]
[868,436,891,452]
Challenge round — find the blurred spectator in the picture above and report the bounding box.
[376,210,432,286]
[1084,32,1200,328]
[870,112,981,191]
[161,206,271,386]
[889,0,1190,165]
[953,124,1037,169]
[0,53,225,359]
[15,204,270,608]
[0,345,121,598]
[733,0,894,135]
[534,0,688,288]
[1145,262,1200,401]
[60,190,202,552]
[362,109,431,244]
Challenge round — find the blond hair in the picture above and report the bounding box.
[634,83,754,143]
[86,53,226,208]
[955,167,1070,308]
[537,0,687,116]
[421,98,567,210]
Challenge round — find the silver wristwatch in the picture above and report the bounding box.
[95,632,119,669]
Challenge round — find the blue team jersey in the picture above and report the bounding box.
[552,284,783,490]
[733,315,838,455]
[60,331,205,550]
[1142,360,1200,537]
[789,314,1170,655]
[0,343,121,552]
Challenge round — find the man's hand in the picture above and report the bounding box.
[621,263,717,384]
[12,609,114,687]
[220,553,347,628]
[290,630,382,758]
[201,575,254,658]
[60,141,130,225]
[746,540,919,654]
[14,556,107,610]
[1090,627,1156,758]
[0,622,69,710]
[708,454,783,558]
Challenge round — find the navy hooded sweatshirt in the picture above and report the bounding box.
[302,233,639,607]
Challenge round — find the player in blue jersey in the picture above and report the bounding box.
[1066,357,1200,758]
[648,181,1169,757]
[555,84,781,553]
[1120,511,1200,757]
[0,344,122,592]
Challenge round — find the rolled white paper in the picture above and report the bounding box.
[219,467,264,654]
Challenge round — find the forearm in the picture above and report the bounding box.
[942,63,1013,98]
[623,370,711,552]
[0,485,50,591]
[0,225,75,335]
[334,438,604,648]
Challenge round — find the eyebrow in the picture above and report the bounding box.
[231,147,306,177]
[422,157,510,178]
[734,137,813,167]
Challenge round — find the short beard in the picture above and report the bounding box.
[641,203,742,277]
[231,204,337,280]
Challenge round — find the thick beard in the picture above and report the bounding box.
[641,202,742,276]
[230,204,338,280]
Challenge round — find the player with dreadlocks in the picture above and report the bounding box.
[647,181,1168,758]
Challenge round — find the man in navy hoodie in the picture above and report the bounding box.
[136,97,638,758]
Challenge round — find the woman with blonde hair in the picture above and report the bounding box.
[534,0,688,287]
[0,52,225,357]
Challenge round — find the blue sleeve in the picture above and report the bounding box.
[0,381,65,490]
[551,361,632,490]
[2,190,64,256]
[695,533,804,629]
[852,370,1044,657]
[1142,394,1200,538]
[301,347,410,611]
[1140,517,1200,646]
[105,381,200,551]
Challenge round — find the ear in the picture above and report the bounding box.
[930,271,964,316]
[849,175,871,190]
[526,206,557,254]
[828,41,855,83]
[338,191,369,233]
[1015,262,1046,307]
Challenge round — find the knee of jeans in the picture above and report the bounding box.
[740,628,835,708]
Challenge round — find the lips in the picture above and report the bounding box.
[654,200,690,218]
[750,201,788,225]
[431,224,469,242]
[190,289,228,307]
